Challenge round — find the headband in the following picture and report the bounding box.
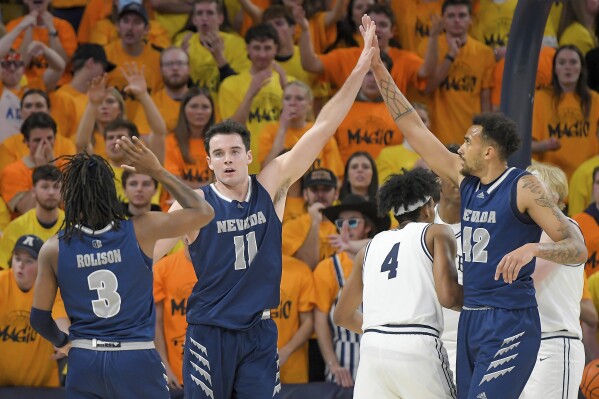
[394,196,431,216]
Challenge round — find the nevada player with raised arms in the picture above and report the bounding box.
[365,14,588,399]
[334,168,462,398]
[29,137,215,399]
[156,18,378,399]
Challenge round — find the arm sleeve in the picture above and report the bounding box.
[30,307,69,348]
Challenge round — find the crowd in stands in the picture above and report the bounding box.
[1,0,599,395]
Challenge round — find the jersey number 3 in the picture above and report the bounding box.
[88,269,122,318]
[234,231,258,270]
[381,242,401,279]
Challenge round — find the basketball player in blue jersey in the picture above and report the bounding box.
[363,14,588,399]
[154,17,378,399]
[29,136,215,399]
[334,168,462,398]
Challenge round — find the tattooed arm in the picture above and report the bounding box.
[370,34,462,186]
[494,174,588,283]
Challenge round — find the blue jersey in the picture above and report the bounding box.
[188,175,282,329]
[57,220,155,341]
[460,167,542,309]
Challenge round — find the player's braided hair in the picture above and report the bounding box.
[377,168,440,224]
[59,153,126,242]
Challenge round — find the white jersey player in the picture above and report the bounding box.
[520,164,585,399]
[333,169,462,399]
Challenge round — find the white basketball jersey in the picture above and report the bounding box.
[532,219,584,339]
[435,206,463,344]
[362,223,444,333]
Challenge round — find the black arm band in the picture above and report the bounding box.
[218,63,237,81]
[30,307,69,348]
[445,54,456,62]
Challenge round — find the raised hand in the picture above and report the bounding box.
[27,40,46,58]
[271,61,287,89]
[17,12,37,31]
[201,31,226,65]
[290,5,309,32]
[121,62,148,98]
[33,138,54,167]
[429,14,444,37]
[446,36,462,58]
[357,14,377,70]
[87,73,108,106]
[249,68,272,96]
[117,136,163,176]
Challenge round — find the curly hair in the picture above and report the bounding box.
[58,153,126,242]
[472,113,521,161]
[378,168,440,224]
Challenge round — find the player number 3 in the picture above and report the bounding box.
[87,269,122,318]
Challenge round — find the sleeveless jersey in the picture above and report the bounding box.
[188,175,282,329]
[57,220,155,341]
[362,223,444,333]
[435,206,463,344]
[533,219,584,338]
[460,167,542,309]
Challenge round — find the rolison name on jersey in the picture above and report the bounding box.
[216,211,267,233]
[463,209,497,223]
[76,249,122,268]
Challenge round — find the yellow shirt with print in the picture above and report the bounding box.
[282,213,337,261]
[272,255,316,384]
[218,70,292,174]
[471,0,517,48]
[376,144,421,185]
[0,209,65,269]
[559,22,599,56]
[394,0,442,53]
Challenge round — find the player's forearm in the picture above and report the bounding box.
[153,168,213,216]
[30,307,70,348]
[534,238,588,265]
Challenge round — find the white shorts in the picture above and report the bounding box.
[354,330,456,399]
[520,337,584,399]
[443,338,457,384]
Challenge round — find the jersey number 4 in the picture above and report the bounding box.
[234,231,258,270]
[462,226,489,263]
[88,269,121,318]
[381,242,400,279]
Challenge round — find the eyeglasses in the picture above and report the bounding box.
[1,61,24,69]
[334,218,363,230]
[161,61,187,68]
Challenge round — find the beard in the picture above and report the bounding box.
[164,75,189,91]
[38,199,60,212]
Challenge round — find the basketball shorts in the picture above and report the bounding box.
[183,318,280,399]
[520,336,584,399]
[66,345,169,399]
[443,338,458,384]
[457,307,541,399]
[354,325,456,399]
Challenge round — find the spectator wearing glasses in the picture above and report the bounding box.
[313,194,390,387]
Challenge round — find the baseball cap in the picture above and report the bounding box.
[72,44,116,72]
[303,168,337,189]
[118,1,149,25]
[13,235,44,260]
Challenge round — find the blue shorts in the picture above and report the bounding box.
[183,319,281,399]
[456,307,541,399]
[66,347,169,399]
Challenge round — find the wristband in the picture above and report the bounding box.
[49,30,58,37]
[445,54,456,62]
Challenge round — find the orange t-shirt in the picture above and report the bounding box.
[258,122,344,178]
[492,46,555,106]
[7,16,77,85]
[0,133,76,173]
[133,89,181,136]
[418,35,495,145]
[291,12,337,54]
[77,0,113,43]
[0,159,34,210]
[164,134,212,186]
[282,213,337,261]
[313,251,353,314]
[394,0,442,53]
[153,249,197,385]
[283,196,306,223]
[271,255,316,384]
[335,100,404,164]
[104,40,163,120]
[320,47,425,94]
[532,90,599,179]
[50,84,88,141]
[0,270,67,387]
[573,210,599,278]
[90,19,171,48]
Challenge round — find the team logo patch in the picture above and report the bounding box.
[92,240,102,249]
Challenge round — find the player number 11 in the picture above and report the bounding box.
[234,231,258,270]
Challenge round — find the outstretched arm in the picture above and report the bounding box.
[370,34,461,186]
[495,175,588,283]
[258,16,375,205]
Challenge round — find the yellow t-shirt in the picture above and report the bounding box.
[133,89,182,136]
[283,196,306,223]
[177,32,251,101]
[569,156,599,216]
[104,40,164,120]
[50,84,88,141]
[0,270,67,387]
[276,46,329,99]
[313,251,353,314]
[418,35,495,145]
[153,249,197,385]
[559,22,598,57]
[0,209,65,269]
[218,70,290,174]
[272,255,316,384]
[155,13,189,41]
[532,90,599,179]
[90,19,172,48]
[394,0,442,53]
[282,213,337,261]
[471,0,517,48]
[258,122,343,178]
[376,144,421,185]
[0,197,10,234]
